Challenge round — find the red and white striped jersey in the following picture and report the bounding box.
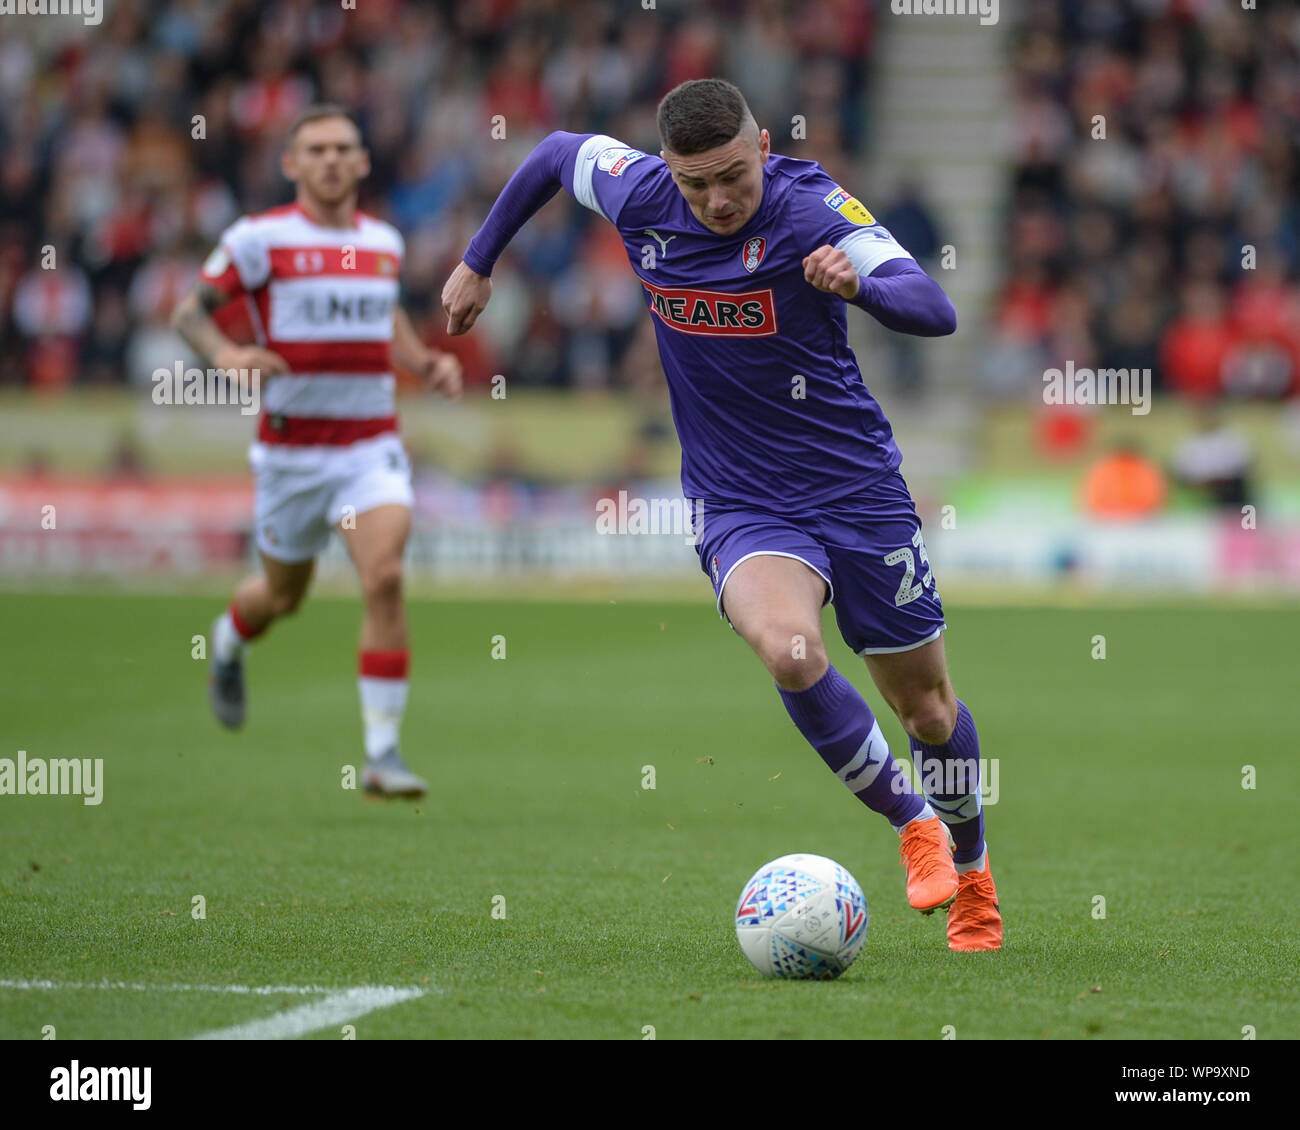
[199,202,404,462]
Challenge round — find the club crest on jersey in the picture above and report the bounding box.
[293,249,324,273]
[741,236,766,273]
[822,187,875,226]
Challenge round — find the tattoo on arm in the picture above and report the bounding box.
[196,281,227,313]
[171,281,236,364]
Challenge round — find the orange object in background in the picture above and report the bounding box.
[1080,447,1168,520]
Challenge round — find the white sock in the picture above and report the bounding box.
[213,612,246,663]
[897,804,937,832]
[360,675,408,761]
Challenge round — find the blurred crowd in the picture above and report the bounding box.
[989,0,1300,402]
[0,0,876,393]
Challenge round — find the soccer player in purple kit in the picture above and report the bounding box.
[441,79,1001,952]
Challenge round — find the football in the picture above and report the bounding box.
[734,853,869,980]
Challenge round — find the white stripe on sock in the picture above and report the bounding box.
[837,720,887,793]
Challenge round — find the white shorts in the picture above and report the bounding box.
[250,432,414,563]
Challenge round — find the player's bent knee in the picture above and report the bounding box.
[361,560,404,607]
[900,694,958,745]
[754,624,826,689]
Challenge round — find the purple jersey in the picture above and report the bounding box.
[566,135,917,510]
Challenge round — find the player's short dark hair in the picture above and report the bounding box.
[657,78,756,155]
[287,104,362,144]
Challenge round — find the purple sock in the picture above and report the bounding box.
[778,665,930,829]
[909,699,986,868]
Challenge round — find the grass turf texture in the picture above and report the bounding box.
[0,592,1296,1040]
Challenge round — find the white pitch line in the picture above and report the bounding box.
[193,986,426,1040]
[0,978,342,996]
[0,979,430,1040]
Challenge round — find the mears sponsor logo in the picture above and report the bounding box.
[742,236,766,273]
[50,1061,150,1110]
[284,293,395,326]
[596,147,645,176]
[640,279,777,336]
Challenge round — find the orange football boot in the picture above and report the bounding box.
[947,850,1002,951]
[897,815,959,914]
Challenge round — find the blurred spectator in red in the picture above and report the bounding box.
[1223,250,1300,398]
[1160,282,1235,399]
[997,0,1300,408]
[0,0,874,395]
[12,264,93,390]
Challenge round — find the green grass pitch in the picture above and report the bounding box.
[0,591,1296,1039]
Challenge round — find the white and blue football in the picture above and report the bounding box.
[735,853,869,980]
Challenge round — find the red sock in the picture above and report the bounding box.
[359,649,410,759]
[229,601,268,642]
[358,649,410,679]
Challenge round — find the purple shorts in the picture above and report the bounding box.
[694,469,946,655]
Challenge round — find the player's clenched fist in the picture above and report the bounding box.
[441,260,492,335]
[802,245,861,301]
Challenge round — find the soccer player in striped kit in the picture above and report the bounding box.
[442,79,1001,951]
[173,105,461,798]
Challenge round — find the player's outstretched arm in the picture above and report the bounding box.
[803,247,956,337]
[441,130,599,335]
[393,306,462,397]
[170,281,289,375]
